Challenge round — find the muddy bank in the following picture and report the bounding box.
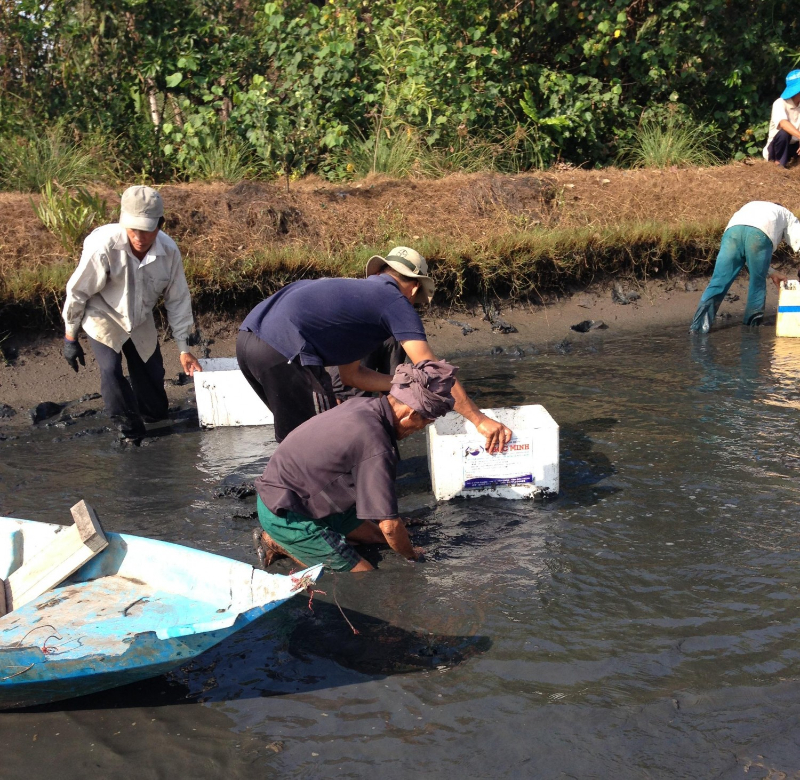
[0,271,770,421]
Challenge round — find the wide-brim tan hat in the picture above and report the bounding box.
[119,185,164,232]
[365,246,435,305]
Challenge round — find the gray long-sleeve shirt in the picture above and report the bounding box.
[62,224,194,359]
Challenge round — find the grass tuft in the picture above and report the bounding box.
[182,134,259,184]
[618,116,720,169]
[341,129,420,178]
[31,182,108,252]
[0,126,105,191]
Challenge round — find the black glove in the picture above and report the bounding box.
[63,338,86,372]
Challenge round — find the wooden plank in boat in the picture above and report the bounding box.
[4,500,108,612]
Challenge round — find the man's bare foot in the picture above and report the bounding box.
[251,527,305,568]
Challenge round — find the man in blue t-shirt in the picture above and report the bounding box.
[237,246,512,451]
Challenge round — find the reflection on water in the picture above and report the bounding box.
[3,324,800,778]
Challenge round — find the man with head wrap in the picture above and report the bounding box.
[252,360,458,572]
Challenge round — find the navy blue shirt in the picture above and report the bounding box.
[240,275,427,366]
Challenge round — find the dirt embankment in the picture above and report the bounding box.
[5,159,800,269]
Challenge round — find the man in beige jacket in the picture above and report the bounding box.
[62,186,202,440]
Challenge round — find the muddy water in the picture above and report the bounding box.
[3,325,800,778]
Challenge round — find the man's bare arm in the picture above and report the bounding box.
[778,119,800,141]
[338,360,392,393]
[378,517,423,561]
[401,339,512,453]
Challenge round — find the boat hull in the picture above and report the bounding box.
[0,517,321,709]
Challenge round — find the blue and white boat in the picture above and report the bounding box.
[0,515,322,710]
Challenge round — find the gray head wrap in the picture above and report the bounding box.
[390,360,458,420]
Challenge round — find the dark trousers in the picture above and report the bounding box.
[767,129,799,167]
[87,336,169,428]
[236,330,335,442]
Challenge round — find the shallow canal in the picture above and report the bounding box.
[2,324,800,778]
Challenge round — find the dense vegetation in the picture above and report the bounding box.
[1,0,797,186]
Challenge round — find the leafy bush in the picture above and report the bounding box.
[618,115,720,169]
[0,0,797,179]
[32,182,108,252]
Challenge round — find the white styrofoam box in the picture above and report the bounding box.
[194,358,275,428]
[426,405,559,501]
[777,280,800,337]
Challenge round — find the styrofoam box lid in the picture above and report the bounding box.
[198,357,240,372]
[429,405,557,437]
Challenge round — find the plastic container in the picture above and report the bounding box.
[777,280,800,337]
[426,405,559,501]
[193,358,274,428]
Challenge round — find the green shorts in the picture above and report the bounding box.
[257,496,364,572]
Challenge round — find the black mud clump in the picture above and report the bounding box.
[611,283,641,305]
[0,404,16,418]
[482,299,518,333]
[29,401,66,423]
[169,372,192,387]
[1,342,18,362]
[570,320,608,333]
[214,482,256,500]
[445,319,475,336]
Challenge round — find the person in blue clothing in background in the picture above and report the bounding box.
[236,246,511,451]
[764,70,800,168]
[689,201,794,333]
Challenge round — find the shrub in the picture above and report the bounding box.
[181,134,259,184]
[32,182,108,252]
[618,116,720,169]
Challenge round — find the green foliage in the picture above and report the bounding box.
[618,115,721,168]
[32,183,108,252]
[0,0,798,179]
[0,127,105,192]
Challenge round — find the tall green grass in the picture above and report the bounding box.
[31,182,108,252]
[343,129,420,178]
[339,124,552,180]
[182,134,259,183]
[618,115,720,168]
[0,126,106,191]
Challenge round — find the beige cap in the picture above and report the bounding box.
[365,246,435,305]
[120,186,164,232]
